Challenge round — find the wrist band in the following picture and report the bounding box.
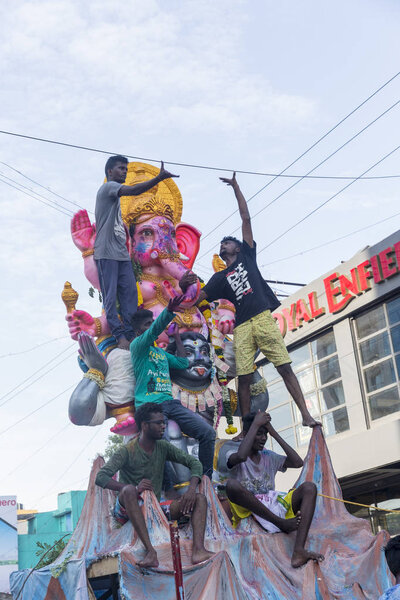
[82,249,94,258]
[84,368,106,389]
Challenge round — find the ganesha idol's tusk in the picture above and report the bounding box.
[179,252,189,261]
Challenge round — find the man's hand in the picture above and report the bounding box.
[158,161,179,182]
[219,171,238,189]
[137,479,153,494]
[78,332,108,375]
[167,294,185,313]
[253,411,271,428]
[179,270,198,293]
[179,487,197,515]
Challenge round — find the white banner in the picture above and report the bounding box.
[0,496,18,594]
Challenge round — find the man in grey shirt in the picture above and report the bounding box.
[94,155,178,350]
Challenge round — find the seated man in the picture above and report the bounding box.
[95,402,214,568]
[224,411,324,568]
[130,296,216,479]
[379,535,400,599]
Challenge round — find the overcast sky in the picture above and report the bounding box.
[1,0,400,513]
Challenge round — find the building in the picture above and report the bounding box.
[260,229,400,535]
[17,490,86,570]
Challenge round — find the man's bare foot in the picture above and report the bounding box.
[301,414,321,428]
[117,336,130,351]
[291,549,324,568]
[138,548,159,568]
[278,511,301,534]
[191,548,215,564]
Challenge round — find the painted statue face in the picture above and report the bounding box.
[170,335,213,390]
[131,216,178,265]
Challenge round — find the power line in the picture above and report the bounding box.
[257,143,400,255]
[0,175,73,217]
[0,336,70,359]
[260,210,400,268]
[0,344,76,409]
[0,384,76,437]
[0,161,92,214]
[197,98,400,259]
[1,128,400,181]
[197,70,400,246]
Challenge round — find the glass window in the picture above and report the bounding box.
[369,387,400,420]
[388,297,400,325]
[360,331,391,366]
[319,382,345,411]
[355,305,386,339]
[355,297,400,422]
[315,355,341,386]
[322,407,349,436]
[364,359,395,393]
[271,428,296,453]
[311,330,336,360]
[260,328,349,447]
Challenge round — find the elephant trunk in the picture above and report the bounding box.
[158,256,200,306]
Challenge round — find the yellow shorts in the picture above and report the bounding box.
[233,310,291,376]
[229,489,295,529]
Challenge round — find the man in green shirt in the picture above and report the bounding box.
[130,296,216,479]
[96,402,214,568]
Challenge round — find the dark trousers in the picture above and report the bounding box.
[162,399,216,479]
[96,258,138,341]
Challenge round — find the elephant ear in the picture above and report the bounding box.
[176,222,201,269]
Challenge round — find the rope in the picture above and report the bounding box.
[318,493,400,514]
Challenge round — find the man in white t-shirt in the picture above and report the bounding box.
[224,411,324,568]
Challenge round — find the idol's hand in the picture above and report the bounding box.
[71,209,96,252]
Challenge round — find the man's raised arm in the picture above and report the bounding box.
[119,161,179,197]
[220,172,253,247]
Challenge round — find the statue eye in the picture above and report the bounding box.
[142,229,153,237]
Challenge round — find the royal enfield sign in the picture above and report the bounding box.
[272,230,400,346]
[0,496,18,594]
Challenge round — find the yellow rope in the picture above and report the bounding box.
[319,493,400,514]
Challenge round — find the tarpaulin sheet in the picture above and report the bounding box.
[10,428,394,599]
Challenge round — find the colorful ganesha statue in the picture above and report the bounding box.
[63,162,236,434]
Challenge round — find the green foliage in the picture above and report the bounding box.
[88,286,102,303]
[35,536,73,575]
[104,433,124,460]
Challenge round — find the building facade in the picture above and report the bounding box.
[262,229,400,535]
[17,490,86,570]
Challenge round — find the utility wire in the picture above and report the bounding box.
[257,143,400,255]
[0,344,76,409]
[260,210,400,268]
[0,171,75,216]
[197,70,400,246]
[1,129,400,181]
[0,384,76,437]
[0,161,92,214]
[0,336,70,359]
[198,98,400,259]
[0,175,73,217]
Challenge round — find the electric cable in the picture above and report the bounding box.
[0,344,76,409]
[0,161,93,214]
[0,171,75,216]
[0,175,73,217]
[197,98,400,259]
[0,384,76,437]
[260,209,400,268]
[257,143,400,255]
[197,70,400,244]
[0,336,70,359]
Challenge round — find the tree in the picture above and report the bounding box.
[104,434,124,460]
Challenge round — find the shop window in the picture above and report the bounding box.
[355,295,400,422]
[262,329,349,448]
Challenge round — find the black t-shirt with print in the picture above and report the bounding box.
[203,240,280,327]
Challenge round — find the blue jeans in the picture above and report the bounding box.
[162,400,216,478]
[96,258,137,341]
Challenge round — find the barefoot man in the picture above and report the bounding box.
[95,402,214,568]
[224,411,324,568]
[186,172,317,428]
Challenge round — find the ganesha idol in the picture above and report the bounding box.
[63,162,235,434]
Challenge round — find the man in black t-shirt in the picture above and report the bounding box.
[186,173,317,429]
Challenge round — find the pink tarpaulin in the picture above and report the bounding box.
[10,428,394,599]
